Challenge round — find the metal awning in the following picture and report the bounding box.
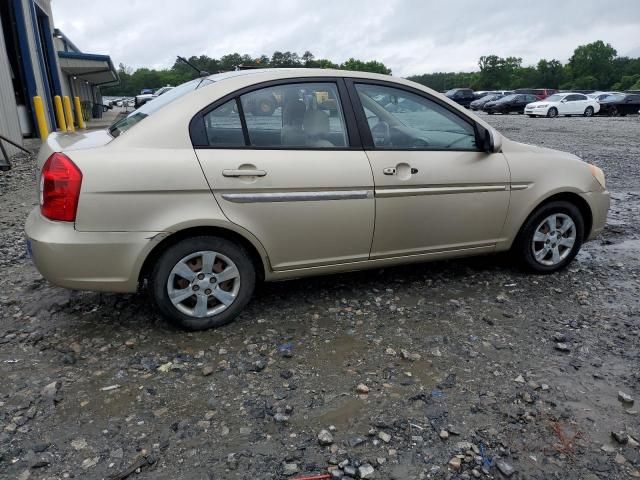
[57,51,119,86]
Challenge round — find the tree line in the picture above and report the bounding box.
[103,41,640,97]
[409,41,640,92]
[103,51,391,96]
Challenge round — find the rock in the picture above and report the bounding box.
[555,342,571,352]
[619,391,634,405]
[601,444,616,453]
[71,438,88,450]
[496,459,516,477]
[448,457,462,471]
[318,429,334,446]
[385,347,397,356]
[283,463,299,476]
[342,465,356,477]
[611,431,628,444]
[514,375,525,384]
[553,332,567,342]
[615,453,626,465]
[346,436,366,447]
[400,349,421,361]
[439,429,449,440]
[81,457,99,469]
[41,381,59,400]
[226,453,238,470]
[274,413,289,423]
[356,383,369,394]
[358,464,375,478]
[202,365,214,376]
[378,431,391,443]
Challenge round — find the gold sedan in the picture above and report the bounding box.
[25,69,609,330]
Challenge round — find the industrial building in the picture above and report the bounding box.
[0,0,118,155]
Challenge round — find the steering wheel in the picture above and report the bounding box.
[371,121,391,146]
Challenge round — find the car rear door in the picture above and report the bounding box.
[345,80,510,259]
[191,79,375,271]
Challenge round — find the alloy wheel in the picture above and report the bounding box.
[531,214,576,266]
[167,250,241,318]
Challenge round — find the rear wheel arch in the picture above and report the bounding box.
[514,192,593,246]
[139,226,268,288]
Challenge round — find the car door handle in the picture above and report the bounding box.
[383,167,419,175]
[222,169,267,177]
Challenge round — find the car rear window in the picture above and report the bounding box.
[109,78,215,137]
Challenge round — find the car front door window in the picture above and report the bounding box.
[354,84,478,150]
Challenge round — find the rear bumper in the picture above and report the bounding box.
[25,208,161,293]
[582,190,610,241]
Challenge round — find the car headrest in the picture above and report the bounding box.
[303,109,329,137]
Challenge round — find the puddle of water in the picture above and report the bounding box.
[303,395,367,431]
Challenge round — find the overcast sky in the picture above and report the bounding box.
[51,0,640,77]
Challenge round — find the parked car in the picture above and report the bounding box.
[444,88,476,107]
[514,88,557,100]
[25,69,609,330]
[524,93,600,118]
[134,86,174,109]
[596,93,640,116]
[470,93,504,111]
[587,91,621,102]
[483,94,539,114]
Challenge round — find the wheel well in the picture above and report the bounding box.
[138,227,266,287]
[521,192,593,240]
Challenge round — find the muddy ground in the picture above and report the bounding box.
[1,114,639,480]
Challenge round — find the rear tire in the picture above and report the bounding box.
[584,106,594,117]
[150,236,256,330]
[513,201,584,274]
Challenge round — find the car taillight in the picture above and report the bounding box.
[40,153,82,222]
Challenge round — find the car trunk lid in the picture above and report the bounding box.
[36,130,114,169]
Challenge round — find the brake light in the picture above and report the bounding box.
[40,153,82,222]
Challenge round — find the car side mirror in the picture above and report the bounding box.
[561,99,567,103]
[477,125,502,154]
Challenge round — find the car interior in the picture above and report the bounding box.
[203,84,348,148]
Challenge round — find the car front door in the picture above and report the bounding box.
[191,80,375,271]
[346,81,510,259]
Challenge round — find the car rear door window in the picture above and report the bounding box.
[240,83,348,148]
[353,83,477,151]
[203,99,245,147]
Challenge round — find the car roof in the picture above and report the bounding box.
[204,68,396,83]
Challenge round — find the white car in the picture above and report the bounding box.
[525,93,600,118]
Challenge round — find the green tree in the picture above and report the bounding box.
[568,41,617,89]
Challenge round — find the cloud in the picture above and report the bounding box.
[51,0,640,77]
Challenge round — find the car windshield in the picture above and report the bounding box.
[445,89,460,97]
[497,94,517,102]
[603,93,625,101]
[545,94,564,102]
[109,78,214,137]
[479,94,497,101]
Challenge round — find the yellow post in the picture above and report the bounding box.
[73,96,86,129]
[62,96,75,132]
[32,96,49,140]
[53,95,67,131]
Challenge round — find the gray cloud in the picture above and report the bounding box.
[52,0,640,76]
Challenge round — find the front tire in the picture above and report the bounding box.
[513,201,584,273]
[547,107,558,118]
[150,236,256,330]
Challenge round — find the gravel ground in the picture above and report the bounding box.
[1,114,639,480]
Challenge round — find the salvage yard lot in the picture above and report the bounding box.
[1,114,639,479]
